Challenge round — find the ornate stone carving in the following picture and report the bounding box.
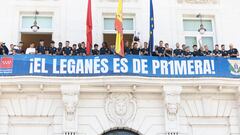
[61,85,80,133]
[62,87,80,121]
[164,86,182,121]
[62,93,78,121]
[166,103,179,121]
[163,85,182,133]
[105,93,137,126]
[178,0,218,4]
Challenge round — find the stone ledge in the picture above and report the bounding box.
[0,76,239,93]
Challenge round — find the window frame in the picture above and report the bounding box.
[19,13,53,33]
[102,15,136,34]
[183,17,216,49]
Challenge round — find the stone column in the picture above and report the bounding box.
[0,87,9,135]
[163,85,182,135]
[237,88,240,135]
[61,84,80,135]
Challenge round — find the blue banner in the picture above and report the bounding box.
[0,55,240,78]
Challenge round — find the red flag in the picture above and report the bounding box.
[86,0,92,55]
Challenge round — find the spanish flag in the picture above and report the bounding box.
[115,0,124,57]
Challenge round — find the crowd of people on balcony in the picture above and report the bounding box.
[0,39,239,58]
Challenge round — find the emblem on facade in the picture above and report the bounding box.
[178,0,218,4]
[61,85,80,121]
[61,85,80,134]
[166,103,179,121]
[105,93,137,126]
[228,60,240,75]
[62,92,79,121]
[164,86,182,121]
[163,86,182,134]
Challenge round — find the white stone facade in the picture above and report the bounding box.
[0,77,240,135]
[0,0,240,50]
[1,0,240,135]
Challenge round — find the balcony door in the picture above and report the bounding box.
[21,33,52,51]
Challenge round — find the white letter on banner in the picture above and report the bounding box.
[169,61,174,75]
[133,59,141,73]
[53,59,59,74]
[161,60,168,75]
[211,60,216,74]
[141,59,148,74]
[60,59,67,74]
[29,59,34,74]
[34,58,41,73]
[203,60,212,74]
[194,60,203,74]
[121,58,128,73]
[68,59,76,74]
[101,59,109,73]
[85,59,93,74]
[41,58,48,73]
[113,58,120,73]
[187,60,194,75]
[174,60,187,75]
[76,59,84,74]
[152,60,160,74]
[94,58,101,74]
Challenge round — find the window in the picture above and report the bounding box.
[103,17,135,45]
[192,125,228,135]
[183,18,215,50]
[202,37,214,50]
[183,20,213,32]
[185,36,197,47]
[22,16,53,29]
[9,117,52,135]
[104,18,134,31]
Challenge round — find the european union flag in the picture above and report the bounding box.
[149,0,154,55]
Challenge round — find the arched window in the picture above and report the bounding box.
[102,129,140,135]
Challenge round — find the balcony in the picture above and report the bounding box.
[0,55,239,94]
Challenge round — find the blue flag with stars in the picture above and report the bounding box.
[149,0,154,55]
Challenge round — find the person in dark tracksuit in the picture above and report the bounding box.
[228,44,239,58]
[62,41,72,56]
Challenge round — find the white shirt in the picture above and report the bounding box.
[25,48,36,54]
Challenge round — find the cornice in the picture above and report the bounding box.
[0,76,239,94]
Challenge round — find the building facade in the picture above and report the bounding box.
[0,0,240,50]
[0,77,240,135]
[1,0,240,135]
